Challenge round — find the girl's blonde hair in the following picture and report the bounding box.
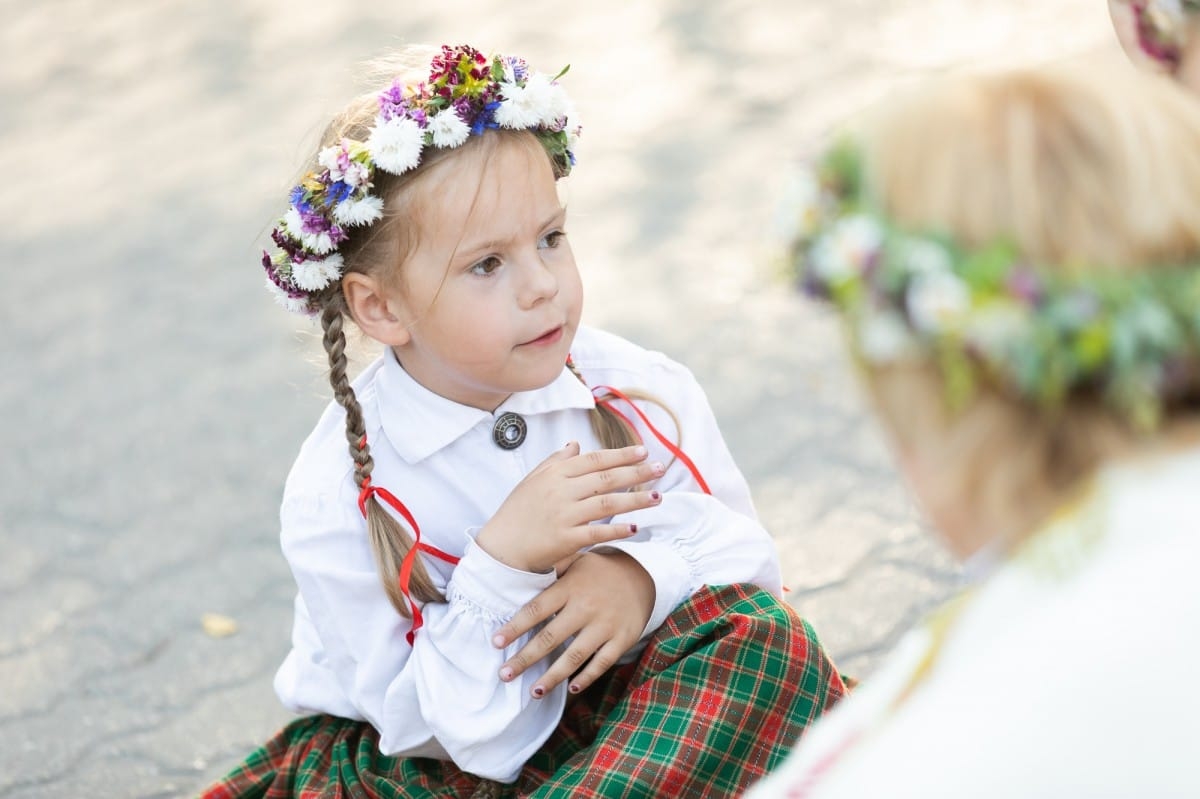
[308,49,647,618]
[851,61,1200,534]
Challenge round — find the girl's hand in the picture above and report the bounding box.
[474,442,664,574]
[492,550,655,697]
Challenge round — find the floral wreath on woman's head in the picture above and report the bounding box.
[781,139,1200,430]
[262,44,581,316]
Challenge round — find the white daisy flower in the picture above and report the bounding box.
[367,115,425,174]
[282,207,305,240]
[857,311,918,364]
[901,238,953,275]
[303,230,336,255]
[291,254,343,291]
[429,109,470,148]
[317,144,346,180]
[538,79,571,127]
[333,195,384,226]
[809,214,884,281]
[563,100,582,147]
[907,270,971,334]
[964,301,1030,358]
[495,81,546,129]
[264,277,311,315]
[776,167,822,242]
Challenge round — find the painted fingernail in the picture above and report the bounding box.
[651,462,666,475]
[499,667,514,681]
[650,491,662,502]
[628,523,638,534]
[532,685,545,698]
[492,634,505,648]
[568,683,581,694]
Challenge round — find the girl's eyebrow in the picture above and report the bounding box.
[456,207,567,261]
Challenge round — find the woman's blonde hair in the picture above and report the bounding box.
[850,60,1200,533]
[307,48,647,618]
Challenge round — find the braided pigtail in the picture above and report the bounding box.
[565,359,682,454]
[321,304,444,618]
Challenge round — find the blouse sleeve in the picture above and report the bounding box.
[592,359,783,637]
[279,485,571,783]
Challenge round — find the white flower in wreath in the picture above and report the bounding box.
[342,161,370,189]
[317,144,345,179]
[291,254,344,291]
[495,79,547,129]
[906,270,971,334]
[809,214,884,281]
[282,207,306,241]
[333,194,384,227]
[539,79,571,127]
[857,311,918,364]
[900,237,953,276]
[367,115,425,174]
[963,301,1030,358]
[776,167,823,243]
[265,278,311,315]
[428,109,471,148]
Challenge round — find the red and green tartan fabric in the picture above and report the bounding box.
[199,584,847,798]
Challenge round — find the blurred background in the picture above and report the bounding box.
[2,1,1116,796]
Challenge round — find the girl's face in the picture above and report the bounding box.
[384,136,583,411]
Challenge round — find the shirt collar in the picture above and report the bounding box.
[377,348,596,464]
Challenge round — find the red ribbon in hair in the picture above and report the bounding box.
[590,384,712,495]
[357,436,458,645]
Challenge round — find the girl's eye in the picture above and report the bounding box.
[538,230,566,250]
[469,256,502,276]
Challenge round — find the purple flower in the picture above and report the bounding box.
[261,251,307,297]
[1006,267,1043,305]
[271,228,306,259]
[379,82,409,122]
[299,207,330,234]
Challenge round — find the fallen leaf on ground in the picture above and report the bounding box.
[201,613,239,638]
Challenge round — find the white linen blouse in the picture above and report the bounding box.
[745,447,1200,799]
[272,325,782,782]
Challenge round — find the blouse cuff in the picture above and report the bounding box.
[447,539,557,619]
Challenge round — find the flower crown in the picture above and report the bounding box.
[262,44,581,316]
[1125,0,1200,66]
[783,139,1200,430]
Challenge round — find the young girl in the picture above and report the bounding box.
[748,61,1200,796]
[201,45,846,798]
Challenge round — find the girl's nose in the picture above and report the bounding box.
[517,257,559,308]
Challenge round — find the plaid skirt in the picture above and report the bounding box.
[199,584,847,798]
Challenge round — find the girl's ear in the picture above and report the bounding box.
[342,273,412,347]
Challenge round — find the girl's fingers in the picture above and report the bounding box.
[528,629,609,699]
[560,444,648,478]
[571,460,666,500]
[562,639,624,696]
[498,611,580,684]
[573,490,663,530]
[493,586,566,652]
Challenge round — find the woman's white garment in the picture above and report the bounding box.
[746,447,1200,798]
[273,325,782,782]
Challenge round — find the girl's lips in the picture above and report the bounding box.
[523,325,564,347]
